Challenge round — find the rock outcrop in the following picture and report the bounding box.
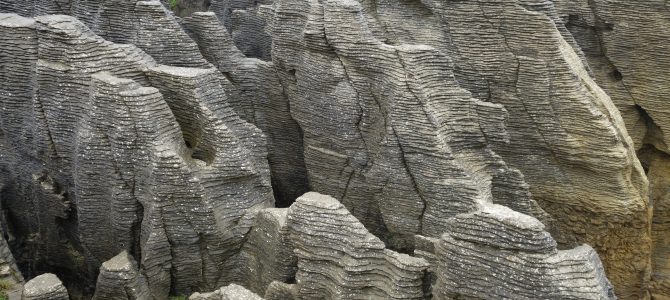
[0,12,273,298]
[190,283,263,300]
[553,2,670,298]
[22,273,68,300]
[434,204,615,299]
[287,192,430,299]
[263,0,651,297]
[0,0,666,299]
[182,12,309,206]
[91,251,150,300]
[220,208,296,295]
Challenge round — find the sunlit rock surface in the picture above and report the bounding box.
[0,0,666,299]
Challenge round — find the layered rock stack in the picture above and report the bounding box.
[0,0,667,299]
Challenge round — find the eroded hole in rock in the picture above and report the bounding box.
[611,69,623,81]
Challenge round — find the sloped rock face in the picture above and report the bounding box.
[266,0,552,253]
[434,204,615,299]
[262,0,652,297]
[287,192,430,299]
[0,0,664,299]
[552,2,670,298]
[0,12,273,298]
[182,12,309,206]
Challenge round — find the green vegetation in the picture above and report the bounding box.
[168,296,186,300]
[0,279,12,300]
[168,0,180,9]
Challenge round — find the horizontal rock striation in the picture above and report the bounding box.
[434,204,616,300]
[265,0,553,254]
[0,12,273,298]
[287,192,430,299]
[182,11,309,206]
[91,251,150,300]
[219,208,296,295]
[553,1,670,298]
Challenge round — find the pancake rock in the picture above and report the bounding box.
[0,13,273,297]
[182,12,309,206]
[275,0,650,296]
[0,0,211,67]
[219,208,296,295]
[553,1,670,298]
[434,204,616,300]
[266,0,552,253]
[264,281,298,300]
[190,283,263,300]
[22,273,68,300]
[91,251,150,300]
[287,192,430,299]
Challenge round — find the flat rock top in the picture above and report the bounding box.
[0,13,35,28]
[151,65,216,78]
[23,273,64,296]
[101,251,134,273]
[220,284,263,300]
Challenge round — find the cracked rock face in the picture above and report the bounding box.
[0,12,273,298]
[553,1,670,298]
[0,0,666,299]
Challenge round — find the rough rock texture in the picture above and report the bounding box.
[220,208,296,295]
[0,235,23,299]
[552,2,670,298]
[190,283,263,300]
[208,0,273,60]
[434,204,616,300]
[0,0,665,299]
[182,11,309,206]
[22,273,68,300]
[287,192,430,299]
[91,251,150,300]
[0,12,273,298]
[266,0,553,254]
[262,0,652,297]
[0,0,211,67]
[264,281,298,300]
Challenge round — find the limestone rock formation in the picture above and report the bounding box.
[182,11,309,206]
[190,283,263,300]
[220,208,296,295]
[434,204,615,300]
[22,273,68,300]
[0,12,273,298]
[287,192,430,299]
[263,0,651,297]
[266,0,553,254]
[0,0,666,299]
[552,2,670,298]
[91,251,150,300]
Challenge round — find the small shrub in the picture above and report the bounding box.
[169,0,180,9]
[168,296,186,300]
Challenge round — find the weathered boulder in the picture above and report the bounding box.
[22,273,68,300]
[190,283,263,300]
